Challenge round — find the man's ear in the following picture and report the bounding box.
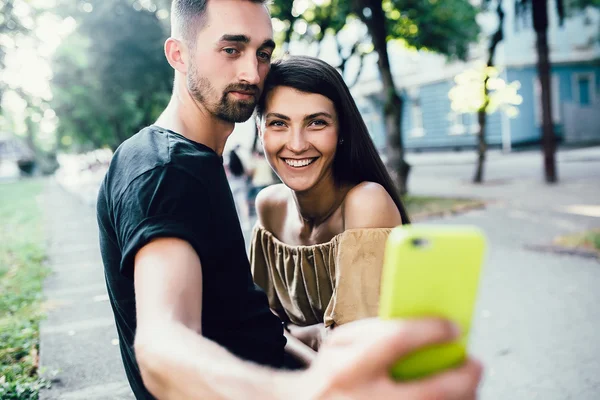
[164,37,187,74]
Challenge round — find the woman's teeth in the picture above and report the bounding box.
[284,158,316,168]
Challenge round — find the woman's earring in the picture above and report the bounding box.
[339,138,344,145]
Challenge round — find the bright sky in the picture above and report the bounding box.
[0,0,76,148]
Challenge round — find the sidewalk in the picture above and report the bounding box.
[39,180,132,400]
[407,145,600,210]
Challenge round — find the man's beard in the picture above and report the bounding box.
[187,64,259,123]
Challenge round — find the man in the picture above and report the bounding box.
[97,0,483,398]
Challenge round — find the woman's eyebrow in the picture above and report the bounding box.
[304,112,333,121]
[265,112,290,121]
[265,111,334,121]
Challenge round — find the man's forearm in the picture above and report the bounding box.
[135,322,299,400]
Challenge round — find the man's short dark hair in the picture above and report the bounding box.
[171,0,268,46]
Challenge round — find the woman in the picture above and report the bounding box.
[250,56,410,364]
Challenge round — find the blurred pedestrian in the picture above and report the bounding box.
[227,147,251,230]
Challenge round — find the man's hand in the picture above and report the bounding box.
[293,318,483,400]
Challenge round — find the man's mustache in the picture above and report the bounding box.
[225,83,260,97]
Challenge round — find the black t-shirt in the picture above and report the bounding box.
[96,126,286,399]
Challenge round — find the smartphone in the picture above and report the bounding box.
[379,225,486,380]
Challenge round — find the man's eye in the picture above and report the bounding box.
[258,51,272,61]
[224,48,239,55]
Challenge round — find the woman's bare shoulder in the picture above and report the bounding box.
[255,184,290,233]
[343,182,402,230]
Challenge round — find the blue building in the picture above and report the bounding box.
[349,1,600,151]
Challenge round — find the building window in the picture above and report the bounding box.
[408,88,425,137]
[534,74,561,126]
[448,112,478,135]
[572,72,596,106]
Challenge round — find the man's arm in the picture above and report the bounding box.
[133,237,289,399]
[132,240,482,400]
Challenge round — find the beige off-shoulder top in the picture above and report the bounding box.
[250,225,392,328]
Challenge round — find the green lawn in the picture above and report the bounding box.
[403,195,485,221]
[0,179,49,399]
[554,229,600,255]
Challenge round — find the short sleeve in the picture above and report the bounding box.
[114,165,212,280]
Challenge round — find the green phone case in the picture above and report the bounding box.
[379,225,486,380]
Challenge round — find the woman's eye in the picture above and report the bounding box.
[268,120,286,127]
[310,119,327,127]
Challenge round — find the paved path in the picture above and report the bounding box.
[408,146,600,399]
[427,205,600,400]
[37,146,600,399]
[39,182,133,400]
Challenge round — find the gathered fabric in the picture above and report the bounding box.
[250,225,392,328]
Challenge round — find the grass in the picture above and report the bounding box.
[554,229,600,255]
[0,179,50,399]
[403,195,485,221]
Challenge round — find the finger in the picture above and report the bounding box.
[401,358,483,400]
[326,318,461,374]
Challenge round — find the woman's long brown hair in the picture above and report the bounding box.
[256,55,410,224]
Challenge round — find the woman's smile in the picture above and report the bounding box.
[282,157,319,168]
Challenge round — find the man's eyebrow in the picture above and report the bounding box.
[219,34,250,43]
[260,39,276,49]
[218,36,275,50]
[265,112,290,121]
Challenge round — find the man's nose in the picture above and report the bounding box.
[238,53,260,85]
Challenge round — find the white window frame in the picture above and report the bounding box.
[408,87,425,137]
[448,112,478,136]
[448,112,466,135]
[534,74,561,126]
[469,113,481,135]
[572,72,596,106]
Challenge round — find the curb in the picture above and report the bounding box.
[410,200,488,222]
[524,244,600,261]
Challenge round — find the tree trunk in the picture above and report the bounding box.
[475,1,505,184]
[359,0,410,194]
[474,107,487,184]
[533,0,558,183]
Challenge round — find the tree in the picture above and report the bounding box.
[270,0,480,194]
[449,64,522,182]
[511,0,599,183]
[0,0,59,173]
[0,0,32,118]
[472,0,507,184]
[270,0,371,87]
[51,0,172,150]
[528,0,562,183]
